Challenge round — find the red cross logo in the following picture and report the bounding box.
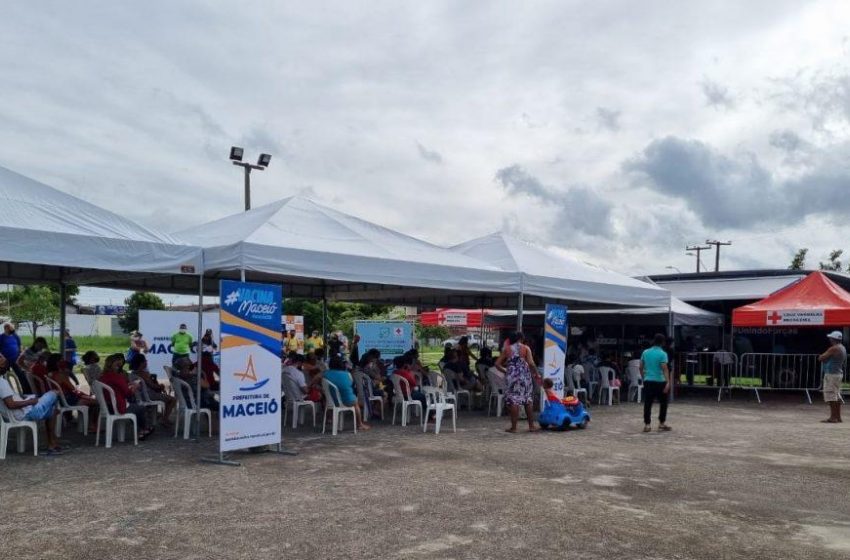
[767,311,782,325]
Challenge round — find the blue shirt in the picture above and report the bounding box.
[323,369,356,406]
[641,346,668,382]
[0,332,21,360]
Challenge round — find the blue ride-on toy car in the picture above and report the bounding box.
[538,397,590,431]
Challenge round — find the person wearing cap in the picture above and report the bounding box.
[171,323,194,366]
[818,331,846,423]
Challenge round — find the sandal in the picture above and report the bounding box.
[658,425,672,431]
[821,419,841,423]
[505,427,518,433]
[643,426,651,433]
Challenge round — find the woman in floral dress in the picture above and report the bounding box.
[495,331,541,433]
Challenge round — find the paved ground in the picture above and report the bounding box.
[2,395,850,559]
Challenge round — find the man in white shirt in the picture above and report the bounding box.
[0,355,62,454]
[282,354,308,395]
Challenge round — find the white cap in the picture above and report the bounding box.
[827,331,843,341]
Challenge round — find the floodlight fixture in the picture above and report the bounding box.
[257,153,271,167]
[229,146,244,161]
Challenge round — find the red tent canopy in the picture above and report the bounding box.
[732,271,850,327]
[419,308,485,327]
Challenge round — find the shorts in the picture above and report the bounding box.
[823,374,843,402]
[24,392,58,421]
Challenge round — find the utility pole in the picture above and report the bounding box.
[686,244,710,273]
[705,240,732,272]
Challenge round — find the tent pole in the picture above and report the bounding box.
[322,285,328,363]
[516,293,524,332]
[195,271,204,442]
[58,281,67,361]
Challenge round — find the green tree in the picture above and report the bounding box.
[119,291,166,333]
[283,299,392,337]
[47,284,80,306]
[819,249,843,271]
[9,285,59,338]
[788,248,808,270]
[415,324,450,342]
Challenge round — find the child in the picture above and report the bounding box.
[543,378,581,407]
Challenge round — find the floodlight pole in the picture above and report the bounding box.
[232,161,264,212]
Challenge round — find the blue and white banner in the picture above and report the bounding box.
[219,280,282,452]
[354,321,414,361]
[543,304,568,398]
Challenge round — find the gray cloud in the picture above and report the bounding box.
[415,142,444,164]
[595,107,621,131]
[700,79,735,109]
[769,129,812,165]
[768,71,850,131]
[494,164,613,237]
[625,136,850,229]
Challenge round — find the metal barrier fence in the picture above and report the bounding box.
[733,353,823,404]
[675,352,738,401]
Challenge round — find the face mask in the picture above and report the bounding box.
[180,328,187,333]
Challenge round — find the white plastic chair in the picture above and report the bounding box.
[571,365,589,404]
[442,369,472,410]
[0,398,38,458]
[321,378,356,436]
[626,362,643,403]
[136,380,166,425]
[486,368,506,417]
[423,387,456,434]
[353,370,383,421]
[586,365,600,401]
[26,372,47,396]
[171,378,212,439]
[92,381,138,448]
[45,377,89,437]
[390,374,423,427]
[282,375,317,429]
[597,366,620,406]
[6,371,24,394]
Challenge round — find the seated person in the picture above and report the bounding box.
[314,348,328,373]
[128,354,176,427]
[99,353,154,440]
[28,351,50,395]
[172,357,218,411]
[0,354,64,454]
[476,346,495,370]
[46,353,98,433]
[312,355,370,431]
[283,354,321,402]
[196,352,220,391]
[302,353,323,380]
[81,351,102,385]
[392,355,427,413]
[18,336,49,371]
[442,349,482,392]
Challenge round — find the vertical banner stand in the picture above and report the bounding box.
[201,277,297,467]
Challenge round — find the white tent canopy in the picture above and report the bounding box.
[451,232,671,309]
[489,297,721,327]
[0,165,202,285]
[173,197,519,305]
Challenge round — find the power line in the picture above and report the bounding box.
[685,244,710,273]
[706,239,732,272]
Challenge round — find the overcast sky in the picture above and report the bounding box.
[3,1,850,304]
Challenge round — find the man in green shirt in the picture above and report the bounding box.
[171,323,193,366]
[640,333,672,433]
